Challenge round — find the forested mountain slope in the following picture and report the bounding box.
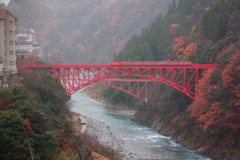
[104,0,240,159]
[0,56,121,159]
[6,0,175,64]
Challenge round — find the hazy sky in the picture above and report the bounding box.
[0,0,10,5]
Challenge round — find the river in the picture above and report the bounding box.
[70,90,210,160]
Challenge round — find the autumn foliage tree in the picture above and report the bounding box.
[24,119,34,160]
[188,49,240,134]
[183,43,198,60]
[169,23,180,34]
[172,36,187,59]
[221,50,240,131]
[187,67,229,134]
[188,68,215,119]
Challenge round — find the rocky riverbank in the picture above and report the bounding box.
[85,116,122,149]
[82,115,146,159]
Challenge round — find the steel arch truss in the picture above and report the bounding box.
[45,64,216,100]
[91,78,156,101]
[24,64,217,100]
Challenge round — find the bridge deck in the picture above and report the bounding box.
[24,64,218,69]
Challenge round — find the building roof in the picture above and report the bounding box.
[0,8,17,20]
[0,9,6,19]
[17,27,36,34]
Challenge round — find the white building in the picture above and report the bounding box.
[16,27,40,57]
[17,27,36,42]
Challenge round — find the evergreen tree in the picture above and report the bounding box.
[172,0,177,8]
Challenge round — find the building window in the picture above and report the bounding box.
[10,31,14,35]
[10,41,14,45]
[10,51,14,55]
[10,61,14,65]
[10,21,14,25]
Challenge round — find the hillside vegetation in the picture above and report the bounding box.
[0,56,121,159]
[7,0,174,64]
[103,0,240,158]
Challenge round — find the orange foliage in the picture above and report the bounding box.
[55,31,72,45]
[76,44,91,54]
[66,39,73,47]
[154,9,161,14]
[188,50,240,134]
[221,64,236,88]
[171,115,180,124]
[188,96,210,119]
[117,42,124,48]
[193,33,212,45]
[225,109,240,130]
[188,68,220,133]
[65,114,71,121]
[76,44,86,53]
[92,152,110,160]
[39,9,44,15]
[222,43,237,53]
[36,18,62,44]
[172,36,187,59]
[235,93,240,106]
[71,29,82,36]
[216,43,237,62]
[52,49,60,55]
[0,98,13,110]
[172,34,211,60]
[169,23,180,34]
[197,102,225,134]
[57,119,74,159]
[36,29,50,44]
[49,18,63,31]
[196,67,215,98]
[92,29,102,41]
[183,43,198,60]
[229,50,240,64]
[131,10,137,14]
[188,68,235,134]
[222,51,240,91]
[18,53,39,65]
[109,17,118,26]
[24,119,33,133]
[9,77,21,87]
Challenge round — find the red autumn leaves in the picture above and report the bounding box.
[171,36,198,60]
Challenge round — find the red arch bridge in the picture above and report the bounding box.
[24,63,218,100]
